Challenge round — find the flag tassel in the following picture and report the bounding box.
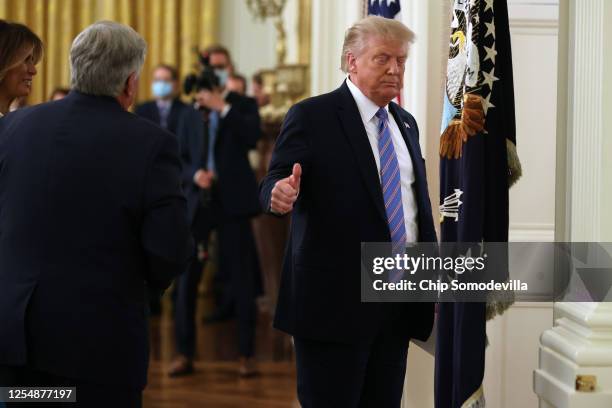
[439,94,486,159]
[461,384,486,408]
[506,138,522,187]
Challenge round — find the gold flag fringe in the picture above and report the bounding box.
[507,138,522,187]
[461,384,486,408]
[440,120,464,159]
[440,94,486,159]
[486,283,516,321]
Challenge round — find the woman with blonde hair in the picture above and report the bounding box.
[0,20,43,116]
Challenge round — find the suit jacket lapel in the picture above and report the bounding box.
[389,103,435,242]
[335,82,387,223]
[388,103,425,185]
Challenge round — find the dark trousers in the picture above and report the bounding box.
[293,326,409,408]
[174,207,259,358]
[173,251,205,358]
[174,207,210,359]
[146,286,162,316]
[216,217,259,357]
[0,365,141,408]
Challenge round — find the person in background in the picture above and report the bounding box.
[0,19,43,116]
[49,87,70,101]
[251,71,270,107]
[226,73,247,95]
[171,44,263,378]
[135,63,189,317]
[135,63,188,135]
[0,21,193,407]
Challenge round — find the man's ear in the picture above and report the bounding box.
[125,72,138,97]
[347,53,358,74]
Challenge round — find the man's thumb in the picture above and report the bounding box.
[290,163,302,188]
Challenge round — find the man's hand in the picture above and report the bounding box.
[270,163,301,215]
[195,89,226,112]
[194,169,214,189]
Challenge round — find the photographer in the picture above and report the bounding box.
[171,45,263,377]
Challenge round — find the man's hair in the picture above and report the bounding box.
[203,44,232,65]
[252,72,263,87]
[340,15,415,73]
[153,63,178,81]
[0,20,43,83]
[70,21,147,97]
[230,73,246,90]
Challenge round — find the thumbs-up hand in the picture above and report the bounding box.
[271,163,302,215]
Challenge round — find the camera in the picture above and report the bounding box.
[183,52,221,94]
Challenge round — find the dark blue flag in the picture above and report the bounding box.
[367,0,401,19]
[436,0,520,407]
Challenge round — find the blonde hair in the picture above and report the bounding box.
[340,15,415,73]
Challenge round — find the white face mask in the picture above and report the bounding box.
[152,80,173,98]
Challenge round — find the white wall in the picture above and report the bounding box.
[218,0,277,87]
[507,0,558,243]
[310,0,361,96]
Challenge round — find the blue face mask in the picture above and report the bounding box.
[152,80,173,98]
[214,69,229,88]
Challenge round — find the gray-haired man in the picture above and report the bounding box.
[0,21,193,407]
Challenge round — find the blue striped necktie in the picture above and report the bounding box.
[376,108,407,256]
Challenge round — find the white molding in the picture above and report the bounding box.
[508,3,559,24]
[511,301,554,309]
[568,0,604,242]
[509,223,555,242]
[536,1,609,403]
[508,0,559,35]
[510,23,558,36]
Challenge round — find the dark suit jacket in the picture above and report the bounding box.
[0,91,194,390]
[177,92,262,222]
[260,82,437,344]
[134,98,188,135]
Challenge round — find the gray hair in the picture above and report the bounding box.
[70,21,147,97]
[340,16,415,73]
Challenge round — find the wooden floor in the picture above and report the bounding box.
[144,361,298,408]
[143,293,299,407]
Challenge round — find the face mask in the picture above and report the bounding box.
[214,69,229,87]
[152,80,173,98]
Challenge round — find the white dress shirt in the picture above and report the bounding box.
[346,77,419,243]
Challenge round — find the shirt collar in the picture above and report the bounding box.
[346,76,389,124]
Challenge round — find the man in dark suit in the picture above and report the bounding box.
[0,22,193,407]
[169,45,263,377]
[134,63,188,135]
[134,63,189,316]
[260,16,437,407]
